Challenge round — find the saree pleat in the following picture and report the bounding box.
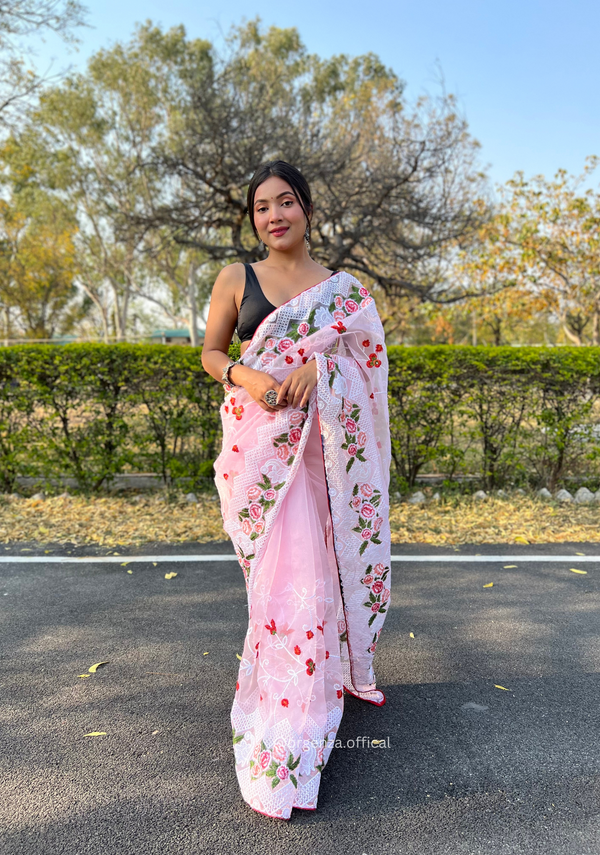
[215,271,391,819]
[231,418,344,818]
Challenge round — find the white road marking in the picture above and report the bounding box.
[0,553,598,564]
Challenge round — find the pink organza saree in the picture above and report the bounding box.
[213,271,392,819]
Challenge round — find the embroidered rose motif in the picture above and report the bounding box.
[363,574,374,585]
[333,310,346,323]
[361,502,376,519]
[345,418,357,434]
[334,295,343,308]
[372,580,384,594]
[358,431,367,446]
[298,321,310,336]
[263,488,276,501]
[327,358,335,372]
[251,762,262,779]
[361,528,372,540]
[371,602,381,612]
[265,338,276,349]
[273,741,287,761]
[382,588,391,602]
[278,337,294,352]
[253,519,265,535]
[276,444,290,461]
[361,296,373,307]
[248,503,263,521]
[351,495,361,510]
[241,518,252,536]
[345,299,359,313]
[373,562,385,575]
[260,351,277,366]
[344,399,353,413]
[247,485,262,502]
[360,483,373,498]
[258,750,272,769]
[348,444,357,456]
[338,619,346,633]
[276,765,290,780]
[359,287,369,297]
[289,427,302,444]
[373,516,383,532]
[289,410,305,425]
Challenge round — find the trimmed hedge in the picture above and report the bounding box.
[2,343,600,494]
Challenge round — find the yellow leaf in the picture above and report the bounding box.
[483,582,494,588]
[514,536,529,544]
[84,731,107,737]
[152,562,157,566]
[372,739,384,745]
[575,552,585,556]
[127,569,133,574]
[88,661,109,673]
[504,565,517,568]
[164,572,178,579]
[569,568,587,574]
[121,562,128,567]
[236,653,242,660]
[494,685,509,691]
[78,674,91,678]
[409,632,415,638]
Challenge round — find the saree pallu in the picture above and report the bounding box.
[214,271,392,819]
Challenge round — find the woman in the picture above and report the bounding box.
[201,160,391,820]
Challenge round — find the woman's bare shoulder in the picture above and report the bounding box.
[212,262,246,295]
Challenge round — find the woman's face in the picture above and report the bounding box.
[252,175,308,252]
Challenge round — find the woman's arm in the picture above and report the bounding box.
[201,264,287,413]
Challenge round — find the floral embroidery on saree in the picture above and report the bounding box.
[214,271,391,819]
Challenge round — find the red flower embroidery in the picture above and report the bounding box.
[236,681,239,690]
[337,689,343,699]
[306,630,314,639]
[362,339,370,348]
[317,625,323,633]
[298,348,305,356]
[230,398,236,405]
[232,445,239,452]
[294,645,301,655]
[375,343,383,352]
[281,698,289,707]
[223,473,229,480]
[305,658,315,675]
[332,321,346,334]
[232,405,244,420]
[366,353,382,368]
[325,650,330,659]
[302,356,308,364]
[370,392,374,399]
[255,641,260,649]
[224,406,229,413]
[265,619,277,635]
[285,355,293,364]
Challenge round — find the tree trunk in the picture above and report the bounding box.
[188,263,199,347]
[593,300,600,346]
[472,308,477,346]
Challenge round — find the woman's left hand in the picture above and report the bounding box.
[277,359,318,409]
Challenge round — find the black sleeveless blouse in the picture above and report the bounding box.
[236,263,277,343]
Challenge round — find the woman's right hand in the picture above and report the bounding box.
[230,365,288,413]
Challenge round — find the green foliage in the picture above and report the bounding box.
[3,343,600,495]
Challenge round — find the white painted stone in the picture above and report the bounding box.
[555,489,573,503]
[574,487,595,504]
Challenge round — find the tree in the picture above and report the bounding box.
[132,19,489,304]
[0,0,88,126]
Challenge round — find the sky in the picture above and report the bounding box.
[28,0,600,190]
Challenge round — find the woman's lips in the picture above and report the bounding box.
[270,227,289,237]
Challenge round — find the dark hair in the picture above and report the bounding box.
[247,160,313,244]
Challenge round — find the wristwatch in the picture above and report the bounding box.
[221,358,239,385]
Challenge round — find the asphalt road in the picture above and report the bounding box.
[1,540,600,855]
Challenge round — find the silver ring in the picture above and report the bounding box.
[264,389,278,407]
